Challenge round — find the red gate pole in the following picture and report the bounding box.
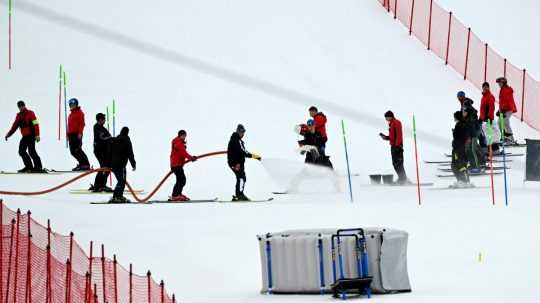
[409,0,415,35]
[113,255,118,303]
[464,28,471,80]
[4,219,16,303]
[521,69,526,122]
[12,210,20,303]
[147,271,152,303]
[129,264,133,303]
[64,260,70,303]
[503,59,507,78]
[88,241,93,302]
[483,43,488,82]
[160,281,164,303]
[427,0,433,50]
[46,220,51,303]
[394,0,398,19]
[25,211,32,303]
[445,12,453,65]
[101,245,106,303]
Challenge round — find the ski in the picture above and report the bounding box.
[437,166,509,173]
[429,185,490,190]
[272,192,289,195]
[218,198,274,203]
[90,201,151,205]
[70,189,145,195]
[445,152,523,158]
[0,170,62,175]
[373,182,434,187]
[149,198,219,204]
[437,171,503,178]
[47,169,93,173]
[502,142,526,148]
[425,159,511,164]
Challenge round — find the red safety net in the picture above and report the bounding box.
[378,0,540,132]
[0,201,176,303]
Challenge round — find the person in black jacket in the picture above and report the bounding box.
[227,124,261,201]
[90,113,113,192]
[451,111,471,187]
[109,127,136,203]
[457,91,484,170]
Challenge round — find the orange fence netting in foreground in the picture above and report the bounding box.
[379,0,540,132]
[0,201,176,303]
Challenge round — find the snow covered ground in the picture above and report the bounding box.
[1,0,539,302]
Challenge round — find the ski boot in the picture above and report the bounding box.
[103,186,114,193]
[108,196,130,203]
[31,168,47,174]
[18,167,32,173]
[168,195,190,202]
[236,193,251,201]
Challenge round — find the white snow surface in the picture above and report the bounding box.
[1,0,540,302]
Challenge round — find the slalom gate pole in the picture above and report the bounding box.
[8,0,12,69]
[499,112,509,206]
[317,234,325,294]
[341,120,354,203]
[412,115,422,205]
[63,70,68,148]
[112,99,116,136]
[106,106,112,186]
[486,120,495,205]
[58,64,63,141]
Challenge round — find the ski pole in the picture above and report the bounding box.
[341,120,354,203]
[499,112,509,206]
[63,70,68,148]
[412,114,422,205]
[486,120,495,205]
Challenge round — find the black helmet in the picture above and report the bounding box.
[96,113,106,121]
[384,110,394,118]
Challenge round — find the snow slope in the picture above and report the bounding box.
[1,0,539,302]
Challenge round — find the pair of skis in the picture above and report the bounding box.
[90,197,274,205]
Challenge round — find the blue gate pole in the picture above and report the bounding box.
[499,112,509,206]
[341,120,354,202]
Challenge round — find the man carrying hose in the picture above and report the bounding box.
[169,130,197,202]
[109,127,136,203]
[4,100,44,173]
[227,124,261,201]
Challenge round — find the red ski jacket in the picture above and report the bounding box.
[388,118,403,147]
[479,91,496,121]
[170,137,194,168]
[67,107,85,135]
[499,85,517,113]
[313,112,328,139]
[6,109,40,138]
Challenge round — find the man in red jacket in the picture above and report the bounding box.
[169,130,198,201]
[309,106,328,143]
[67,98,90,171]
[379,111,408,184]
[479,82,496,148]
[496,77,518,143]
[4,101,44,173]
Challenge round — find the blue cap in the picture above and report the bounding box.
[307,119,315,126]
[68,98,79,106]
[457,91,466,98]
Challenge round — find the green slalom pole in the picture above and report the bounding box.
[8,0,12,69]
[58,64,63,141]
[486,120,495,205]
[106,106,110,131]
[112,99,116,136]
[499,112,509,206]
[63,70,68,148]
[341,120,354,203]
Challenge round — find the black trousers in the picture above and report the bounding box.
[112,167,127,198]
[451,147,469,183]
[231,163,246,196]
[19,136,42,169]
[68,134,90,166]
[391,146,407,182]
[93,149,110,189]
[172,167,186,197]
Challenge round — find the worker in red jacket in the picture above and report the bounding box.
[379,111,408,184]
[4,101,44,173]
[169,130,198,201]
[479,82,496,148]
[67,98,90,171]
[496,77,518,143]
[309,106,328,143]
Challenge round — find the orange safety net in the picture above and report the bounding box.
[378,0,540,131]
[0,201,176,303]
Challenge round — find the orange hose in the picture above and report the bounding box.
[0,151,227,203]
